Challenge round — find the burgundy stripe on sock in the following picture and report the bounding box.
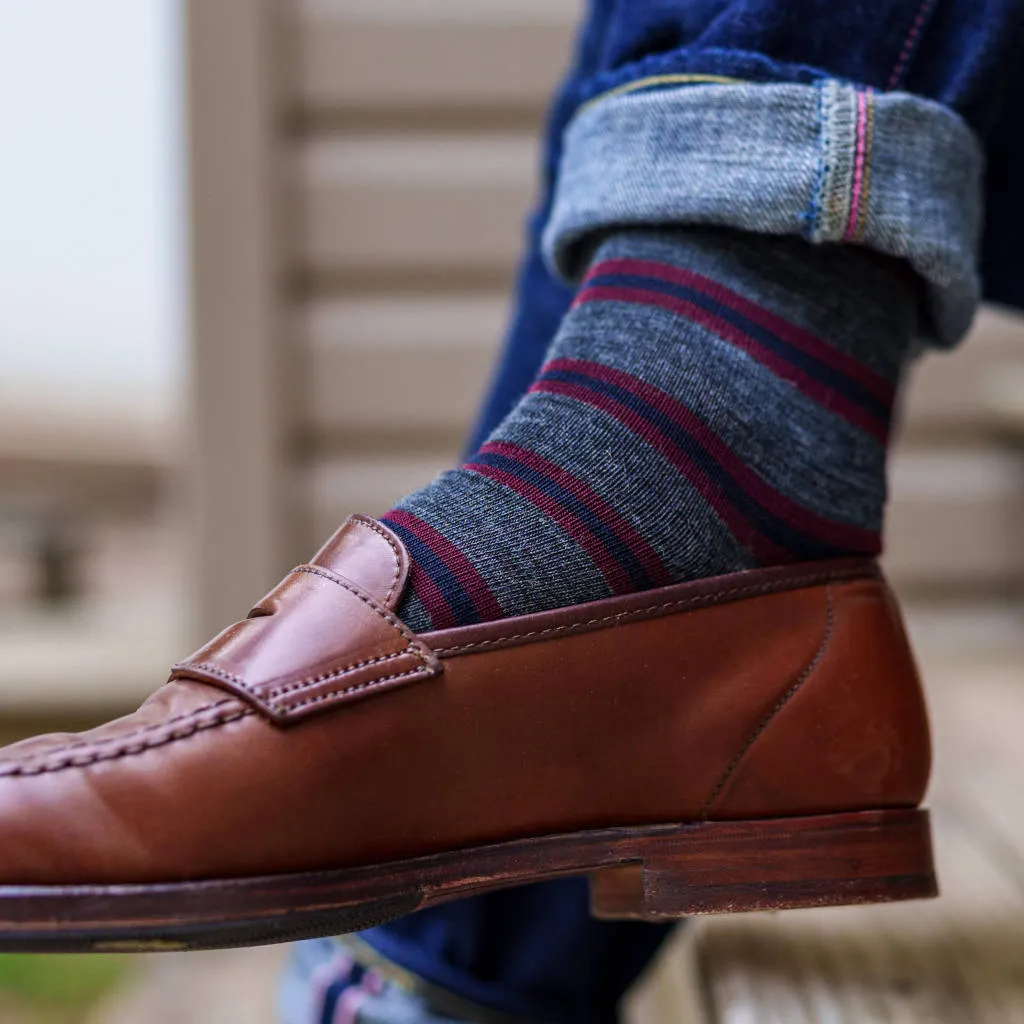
[530,377,793,564]
[547,358,880,555]
[384,509,506,624]
[406,561,460,630]
[465,460,635,593]
[483,441,675,588]
[575,283,888,442]
[588,257,894,403]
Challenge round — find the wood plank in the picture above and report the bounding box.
[294,134,538,273]
[297,294,507,433]
[307,453,457,537]
[290,0,579,111]
[187,0,289,640]
[928,665,1024,861]
[884,447,1024,589]
[86,946,285,1024]
[901,305,1024,434]
[626,927,711,1024]
[0,519,185,713]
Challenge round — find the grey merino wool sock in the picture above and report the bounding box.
[382,227,917,632]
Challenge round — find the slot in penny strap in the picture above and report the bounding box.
[170,564,442,724]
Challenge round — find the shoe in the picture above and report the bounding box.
[0,515,936,952]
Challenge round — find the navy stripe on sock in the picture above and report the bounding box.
[382,515,482,627]
[584,270,891,426]
[534,362,879,559]
[469,449,656,591]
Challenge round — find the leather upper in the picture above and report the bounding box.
[170,516,441,722]
[0,517,931,885]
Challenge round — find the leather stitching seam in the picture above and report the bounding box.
[27,697,239,756]
[263,648,422,700]
[431,569,858,655]
[701,587,836,815]
[179,649,428,707]
[290,566,417,640]
[351,515,403,607]
[173,662,247,687]
[173,565,435,712]
[268,666,435,716]
[0,706,255,778]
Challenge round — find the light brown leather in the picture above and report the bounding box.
[170,518,440,723]
[0,516,931,885]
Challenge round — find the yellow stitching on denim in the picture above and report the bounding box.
[580,73,744,114]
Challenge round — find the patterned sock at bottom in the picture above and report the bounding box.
[383,228,917,632]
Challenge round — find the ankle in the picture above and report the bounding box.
[385,227,914,631]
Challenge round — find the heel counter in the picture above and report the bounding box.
[708,576,932,819]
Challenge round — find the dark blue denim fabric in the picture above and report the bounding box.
[569,0,1023,133]
[359,883,669,1024]
[346,4,1024,1024]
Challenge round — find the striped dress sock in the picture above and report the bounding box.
[382,228,917,632]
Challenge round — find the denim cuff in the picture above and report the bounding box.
[542,80,984,347]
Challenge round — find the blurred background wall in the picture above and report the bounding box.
[0,0,185,740]
[0,2,1023,1018]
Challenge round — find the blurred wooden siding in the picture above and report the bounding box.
[188,0,1024,636]
[285,0,581,594]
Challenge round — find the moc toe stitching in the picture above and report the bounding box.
[0,705,254,778]
[50,698,241,755]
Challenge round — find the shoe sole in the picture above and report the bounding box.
[0,808,935,953]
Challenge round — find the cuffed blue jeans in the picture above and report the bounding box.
[285,2,1024,1022]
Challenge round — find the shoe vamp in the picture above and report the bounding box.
[0,593,825,886]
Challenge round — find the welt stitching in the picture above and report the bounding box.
[0,707,255,778]
[269,666,434,715]
[37,698,239,755]
[264,647,424,700]
[352,516,403,606]
[702,588,836,814]
[431,568,863,655]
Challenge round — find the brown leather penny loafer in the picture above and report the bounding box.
[0,516,936,952]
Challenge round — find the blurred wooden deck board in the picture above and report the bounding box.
[633,660,1024,1024]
